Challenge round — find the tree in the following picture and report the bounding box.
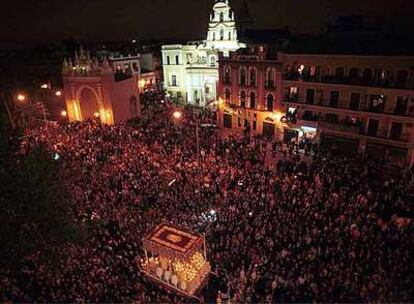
[0,102,79,283]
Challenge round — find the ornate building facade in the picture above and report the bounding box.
[63,48,141,124]
[217,46,414,166]
[162,0,245,107]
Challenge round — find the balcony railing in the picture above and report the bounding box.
[283,95,414,117]
[283,72,414,90]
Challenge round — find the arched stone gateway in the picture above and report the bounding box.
[79,87,100,120]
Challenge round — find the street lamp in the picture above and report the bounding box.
[16,93,26,102]
[55,90,62,97]
[61,110,67,117]
[173,110,182,120]
[173,110,202,201]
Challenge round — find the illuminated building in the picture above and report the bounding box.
[217,46,414,166]
[62,47,141,124]
[217,45,283,138]
[162,0,245,107]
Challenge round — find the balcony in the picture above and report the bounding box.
[283,95,414,118]
[283,72,414,90]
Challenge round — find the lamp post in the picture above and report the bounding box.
[173,110,202,201]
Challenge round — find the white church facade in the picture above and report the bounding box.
[162,0,246,107]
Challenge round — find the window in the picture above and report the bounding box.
[224,67,231,84]
[225,88,231,102]
[223,114,232,129]
[228,32,232,40]
[335,67,345,79]
[395,96,408,115]
[167,56,170,65]
[220,29,224,40]
[253,120,257,131]
[306,89,315,104]
[210,56,216,67]
[213,32,216,41]
[240,91,246,107]
[390,122,403,140]
[175,55,179,65]
[250,69,256,86]
[329,91,340,107]
[396,70,408,88]
[367,119,379,136]
[240,68,246,86]
[250,92,256,109]
[220,12,224,22]
[369,94,386,113]
[349,68,359,80]
[266,94,274,111]
[244,119,250,129]
[171,75,177,86]
[363,68,373,83]
[287,87,298,101]
[350,92,361,110]
[267,69,274,82]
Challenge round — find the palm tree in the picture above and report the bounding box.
[13,101,49,129]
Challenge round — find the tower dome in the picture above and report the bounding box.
[205,0,246,53]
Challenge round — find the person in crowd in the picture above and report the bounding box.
[3,103,413,303]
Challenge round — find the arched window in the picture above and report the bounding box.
[267,69,273,82]
[228,32,231,40]
[220,29,224,40]
[266,69,274,88]
[266,94,274,112]
[225,88,231,102]
[240,68,247,86]
[349,67,359,80]
[335,67,345,79]
[220,12,224,22]
[363,68,373,83]
[250,68,256,86]
[250,92,256,109]
[130,96,138,118]
[224,67,231,84]
[240,91,246,107]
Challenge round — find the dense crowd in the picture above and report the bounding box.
[1,105,413,303]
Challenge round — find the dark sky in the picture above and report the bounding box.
[0,0,411,48]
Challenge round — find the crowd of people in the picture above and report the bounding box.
[1,103,413,303]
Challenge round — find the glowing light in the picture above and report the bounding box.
[61,110,67,117]
[298,64,305,74]
[273,111,284,122]
[173,111,182,119]
[138,79,146,89]
[16,94,26,102]
[55,90,62,97]
[94,112,100,118]
[40,83,49,89]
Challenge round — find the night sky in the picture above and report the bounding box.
[1,0,412,48]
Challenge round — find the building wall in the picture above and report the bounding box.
[217,50,414,166]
